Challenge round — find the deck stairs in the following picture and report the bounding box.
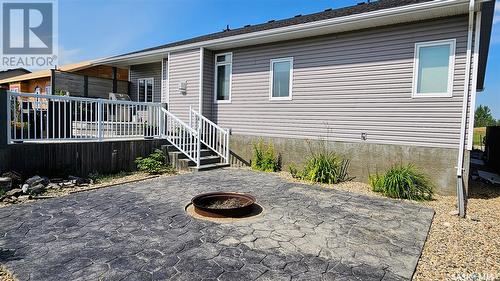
[162,143,229,171]
[160,107,230,172]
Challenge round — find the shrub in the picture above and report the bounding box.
[251,139,279,172]
[369,164,434,201]
[291,149,351,184]
[135,149,174,174]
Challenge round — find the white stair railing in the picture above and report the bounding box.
[161,107,200,167]
[189,107,229,164]
[6,91,162,143]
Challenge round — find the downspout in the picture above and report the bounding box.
[467,11,482,150]
[456,0,475,218]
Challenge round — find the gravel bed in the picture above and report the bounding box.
[0,265,15,281]
[278,171,500,280]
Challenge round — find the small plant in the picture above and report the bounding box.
[369,164,434,201]
[291,148,351,184]
[135,149,174,174]
[251,139,279,172]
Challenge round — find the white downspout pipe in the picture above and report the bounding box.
[456,0,476,218]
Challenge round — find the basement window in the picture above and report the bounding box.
[270,57,293,100]
[412,39,455,98]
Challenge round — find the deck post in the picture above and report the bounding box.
[196,119,201,169]
[225,129,230,164]
[97,100,103,141]
[0,89,8,147]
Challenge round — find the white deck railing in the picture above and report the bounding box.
[7,91,162,143]
[189,107,229,164]
[6,92,232,168]
[161,107,200,166]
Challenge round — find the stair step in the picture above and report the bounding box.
[169,149,213,158]
[191,163,230,171]
[181,155,221,166]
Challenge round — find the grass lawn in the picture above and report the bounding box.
[473,127,486,149]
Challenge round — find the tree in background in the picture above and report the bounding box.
[474,105,497,127]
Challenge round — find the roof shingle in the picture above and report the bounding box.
[116,0,433,57]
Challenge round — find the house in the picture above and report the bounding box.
[94,0,496,200]
[0,68,31,81]
[32,0,496,204]
[0,68,31,89]
[0,61,129,98]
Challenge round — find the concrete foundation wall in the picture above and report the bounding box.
[229,134,466,195]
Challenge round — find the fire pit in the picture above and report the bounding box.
[190,192,259,218]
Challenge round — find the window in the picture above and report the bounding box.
[412,40,455,98]
[214,53,232,103]
[137,78,154,102]
[270,57,293,100]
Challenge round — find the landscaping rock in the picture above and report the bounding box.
[17,195,31,202]
[59,182,75,188]
[21,184,29,194]
[0,177,12,192]
[68,175,90,186]
[25,176,49,187]
[30,184,45,195]
[5,188,22,198]
[47,183,60,190]
[2,171,22,186]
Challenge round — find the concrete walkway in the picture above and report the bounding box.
[0,169,433,281]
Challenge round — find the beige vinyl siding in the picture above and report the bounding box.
[212,16,470,149]
[202,49,215,120]
[168,49,200,122]
[161,58,168,103]
[130,62,162,102]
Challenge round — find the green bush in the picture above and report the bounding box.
[135,149,174,174]
[251,139,279,172]
[369,164,434,201]
[291,149,351,184]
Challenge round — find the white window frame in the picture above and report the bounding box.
[412,39,456,98]
[269,57,293,101]
[137,77,154,102]
[214,52,232,104]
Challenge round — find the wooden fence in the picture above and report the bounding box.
[0,139,168,178]
[53,70,129,98]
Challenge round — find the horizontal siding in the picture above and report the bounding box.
[168,49,200,122]
[212,15,471,149]
[203,49,214,120]
[130,62,162,102]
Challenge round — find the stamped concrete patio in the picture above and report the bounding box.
[0,169,434,281]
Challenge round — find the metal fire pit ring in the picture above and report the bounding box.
[191,192,257,218]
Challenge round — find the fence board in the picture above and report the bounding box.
[0,139,168,178]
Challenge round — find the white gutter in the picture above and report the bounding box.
[94,0,480,65]
[467,11,482,150]
[456,0,476,218]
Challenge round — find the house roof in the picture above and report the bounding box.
[0,68,31,81]
[0,61,93,84]
[118,0,433,57]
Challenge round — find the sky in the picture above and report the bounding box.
[57,0,500,118]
